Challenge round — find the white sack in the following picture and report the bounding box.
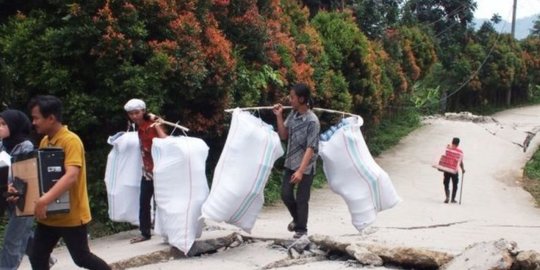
[0,151,11,166]
[152,136,209,254]
[0,151,11,182]
[319,116,400,231]
[201,109,284,233]
[104,132,141,225]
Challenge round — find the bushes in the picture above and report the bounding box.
[365,107,421,157]
[2,0,539,236]
[524,150,540,207]
[312,11,382,124]
[0,2,430,229]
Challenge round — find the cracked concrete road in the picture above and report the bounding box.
[19,105,540,269]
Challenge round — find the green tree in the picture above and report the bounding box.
[490,14,502,25]
[0,3,118,228]
[531,15,540,37]
[351,0,402,39]
[312,11,386,123]
[92,0,237,133]
[520,36,540,97]
[445,41,486,110]
[403,0,476,68]
[477,34,528,106]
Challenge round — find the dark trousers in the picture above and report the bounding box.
[29,223,110,270]
[281,169,314,233]
[443,172,459,200]
[139,178,154,239]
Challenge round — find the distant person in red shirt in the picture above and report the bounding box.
[123,99,167,243]
[443,137,465,203]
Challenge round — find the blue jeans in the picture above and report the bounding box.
[0,206,34,270]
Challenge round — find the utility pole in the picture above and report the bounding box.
[507,0,517,106]
[511,0,517,38]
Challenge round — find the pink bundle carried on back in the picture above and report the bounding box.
[433,147,463,174]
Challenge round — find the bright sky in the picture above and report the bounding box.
[474,0,540,20]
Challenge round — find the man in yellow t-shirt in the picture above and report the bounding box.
[28,95,110,270]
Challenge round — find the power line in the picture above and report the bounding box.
[419,3,470,29]
[434,14,510,104]
[400,6,470,54]
[384,14,511,111]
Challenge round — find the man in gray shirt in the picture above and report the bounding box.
[273,83,320,239]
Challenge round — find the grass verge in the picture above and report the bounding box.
[524,149,540,207]
[366,109,421,157]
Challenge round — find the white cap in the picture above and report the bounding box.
[124,99,146,112]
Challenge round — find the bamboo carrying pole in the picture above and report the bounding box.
[157,119,190,132]
[224,106,362,118]
[147,113,190,132]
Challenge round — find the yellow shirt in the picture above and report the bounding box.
[38,126,91,226]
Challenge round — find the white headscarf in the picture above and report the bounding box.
[124,99,146,112]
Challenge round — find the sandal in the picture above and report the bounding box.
[130,236,150,244]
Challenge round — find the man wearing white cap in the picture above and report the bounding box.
[123,98,167,243]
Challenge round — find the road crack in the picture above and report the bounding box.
[378,220,470,230]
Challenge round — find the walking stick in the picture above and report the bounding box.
[459,172,465,205]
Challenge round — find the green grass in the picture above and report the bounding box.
[264,165,327,205]
[366,109,421,157]
[88,221,134,239]
[264,169,283,205]
[524,149,540,207]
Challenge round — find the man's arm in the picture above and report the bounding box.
[460,160,465,173]
[273,104,288,140]
[154,123,167,138]
[290,147,315,184]
[34,165,79,219]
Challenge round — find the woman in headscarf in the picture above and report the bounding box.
[0,109,36,269]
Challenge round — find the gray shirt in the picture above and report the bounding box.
[0,140,34,184]
[283,110,320,174]
[0,140,34,156]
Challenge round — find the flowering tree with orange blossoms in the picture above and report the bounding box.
[280,2,349,112]
[92,0,235,133]
[213,0,320,107]
[260,0,317,96]
[392,26,437,84]
[520,37,540,92]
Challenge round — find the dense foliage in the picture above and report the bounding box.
[1,0,540,231]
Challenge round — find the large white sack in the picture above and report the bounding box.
[201,109,284,233]
[319,116,400,231]
[104,132,141,225]
[152,136,209,254]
